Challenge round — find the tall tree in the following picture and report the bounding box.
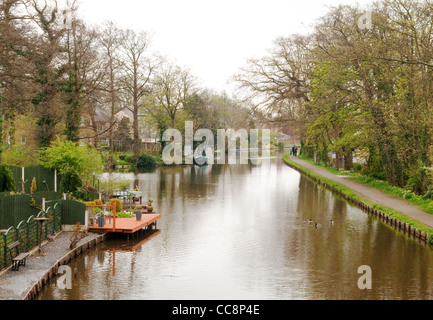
[234,0,433,192]
[98,20,122,161]
[62,4,103,143]
[0,0,33,153]
[118,28,154,157]
[151,62,197,128]
[234,34,312,145]
[27,0,66,148]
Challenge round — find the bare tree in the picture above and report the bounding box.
[118,28,154,157]
[98,21,122,157]
[233,34,312,145]
[234,35,311,118]
[149,60,197,128]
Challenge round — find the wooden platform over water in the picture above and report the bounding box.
[88,214,161,234]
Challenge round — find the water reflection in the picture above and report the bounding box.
[37,156,433,300]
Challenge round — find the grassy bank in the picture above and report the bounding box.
[295,154,433,217]
[282,153,433,239]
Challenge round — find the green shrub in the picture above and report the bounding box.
[277,142,285,151]
[108,198,122,212]
[0,164,16,192]
[116,211,134,218]
[1,145,39,167]
[38,139,103,185]
[403,192,413,200]
[361,159,387,180]
[406,176,422,194]
[424,185,433,199]
[30,177,37,194]
[60,167,82,193]
[360,146,387,180]
[74,187,97,201]
[353,163,363,172]
[125,155,137,164]
[136,154,157,169]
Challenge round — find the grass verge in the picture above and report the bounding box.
[282,153,433,239]
[297,155,433,217]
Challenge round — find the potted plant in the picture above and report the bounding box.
[147,200,154,213]
[135,205,143,221]
[105,210,112,225]
[95,208,105,227]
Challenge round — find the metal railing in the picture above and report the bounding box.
[86,203,117,231]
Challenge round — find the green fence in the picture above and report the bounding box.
[0,193,86,271]
[8,166,60,194]
[0,194,40,229]
[0,195,86,229]
[0,203,62,270]
[61,200,86,225]
[0,194,87,227]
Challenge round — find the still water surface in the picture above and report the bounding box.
[38,156,433,300]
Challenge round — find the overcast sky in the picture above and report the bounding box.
[78,0,374,94]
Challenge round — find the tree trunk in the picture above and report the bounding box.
[133,88,141,157]
[344,152,353,170]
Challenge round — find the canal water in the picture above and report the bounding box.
[37,155,433,300]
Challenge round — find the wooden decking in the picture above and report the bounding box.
[88,213,161,234]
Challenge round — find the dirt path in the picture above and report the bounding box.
[288,156,433,229]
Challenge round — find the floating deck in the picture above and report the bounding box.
[88,213,161,234]
[101,230,161,251]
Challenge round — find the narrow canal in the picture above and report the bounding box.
[37,155,433,300]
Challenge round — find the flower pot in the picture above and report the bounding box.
[97,216,104,227]
[147,207,153,213]
[135,211,142,221]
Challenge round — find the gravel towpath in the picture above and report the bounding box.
[287,156,433,229]
[0,231,103,300]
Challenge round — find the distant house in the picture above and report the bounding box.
[142,138,161,151]
[80,108,111,147]
[82,107,161,152]
[275,133,292,145]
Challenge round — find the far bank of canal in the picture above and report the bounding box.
[34,155,433,300]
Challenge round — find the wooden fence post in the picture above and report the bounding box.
[54,169,57,192]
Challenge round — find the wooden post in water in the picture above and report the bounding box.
[112,203,116,232]
[112,248,116,276]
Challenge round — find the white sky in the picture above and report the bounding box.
[78,0,374,94]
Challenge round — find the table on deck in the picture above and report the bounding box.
[111,191,145,204]
[130,191,144,204]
